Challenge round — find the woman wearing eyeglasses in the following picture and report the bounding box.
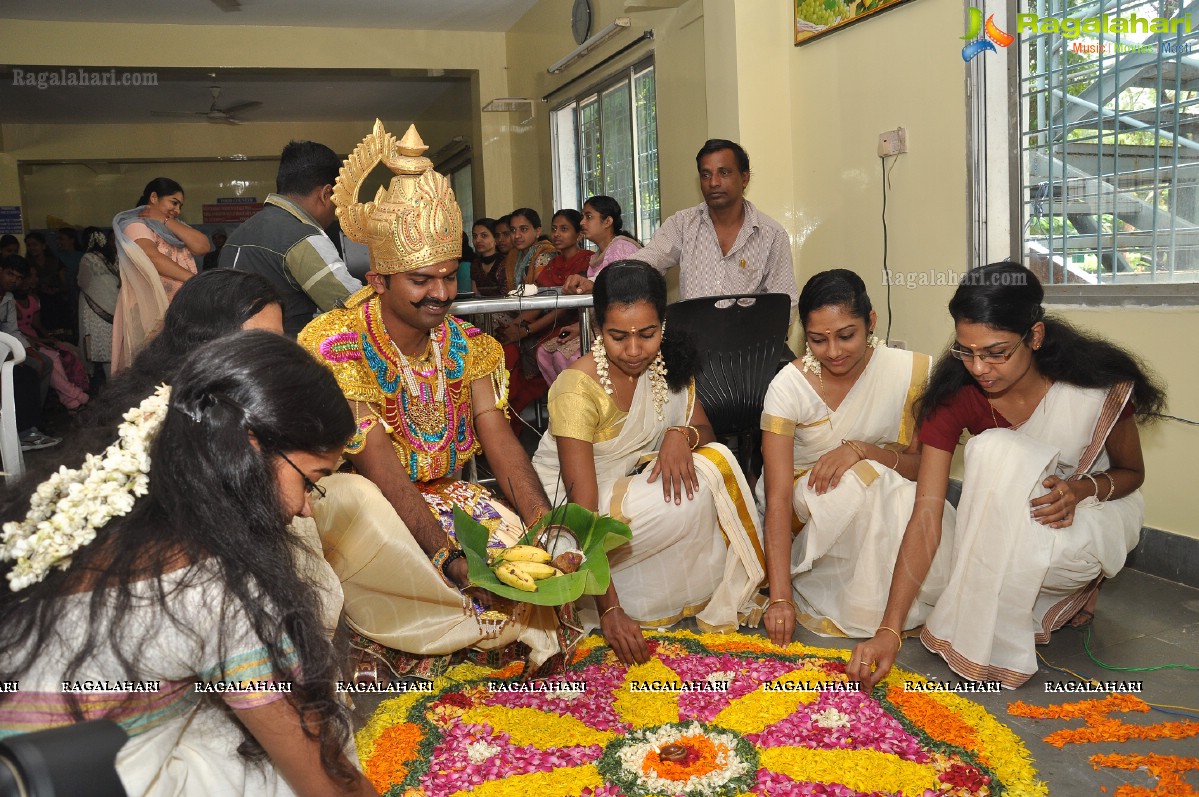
[850,262,1165,690]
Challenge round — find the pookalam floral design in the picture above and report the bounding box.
[356,631,1045,796]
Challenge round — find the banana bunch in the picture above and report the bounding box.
[491,545,562,592]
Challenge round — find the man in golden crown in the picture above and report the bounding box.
[299,121,568,677]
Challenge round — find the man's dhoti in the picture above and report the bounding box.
[312,473,561,666]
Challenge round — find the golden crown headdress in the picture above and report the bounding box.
[334,120,462,275]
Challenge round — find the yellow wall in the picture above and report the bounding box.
[0,19,512,218]
[1055,307,1198,538]
[504,0,709,219]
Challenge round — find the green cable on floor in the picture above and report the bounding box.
[1082,626,1199,673]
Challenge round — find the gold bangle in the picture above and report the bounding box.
[600,605,624,621]
[890,448,901,469]
[876,625,903,650]
[767,598,796,612]
[668,425,699,450]
[842,439,866,461]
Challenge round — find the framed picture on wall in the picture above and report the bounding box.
[794,0,917,45]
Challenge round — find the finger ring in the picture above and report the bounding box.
[1057,488,1066,498]
[775,619,783,624]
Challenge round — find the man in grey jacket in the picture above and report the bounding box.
[220,141,362,336]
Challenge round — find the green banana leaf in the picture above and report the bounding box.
[456,504,632,606]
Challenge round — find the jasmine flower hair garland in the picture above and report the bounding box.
[0,385,171,592]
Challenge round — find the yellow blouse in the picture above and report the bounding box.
[547,369,628,444]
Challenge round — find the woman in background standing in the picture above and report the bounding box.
[112,177,211,371]
[78,227,120,379]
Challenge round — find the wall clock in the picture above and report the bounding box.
[572,0,593,44]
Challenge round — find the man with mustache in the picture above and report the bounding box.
[299,122,568,678]
[628,139,797,314]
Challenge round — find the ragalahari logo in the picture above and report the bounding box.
[962,8,1014,61]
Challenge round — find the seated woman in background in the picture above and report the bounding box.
[0,332,377,797]
[532,261,764,666]
[498,210,592,429]
[22,231,71,336]
[760,270,954,647]
[8,256,90,410]
[852,262,1164,690]
[541,195,642,384]
[112,177,212,371]
[469,217,506,297]
[504,207,556,291]
[495,208,560,434]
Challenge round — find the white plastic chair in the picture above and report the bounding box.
[0,331,28,484]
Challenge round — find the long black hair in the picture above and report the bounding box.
[917,261,1166,425]
[798,268,873,328]
[0,332,357,784]
[137,177,184,206]
[86,270,283,430]
[583,195,642,246]
[594,259,697,391]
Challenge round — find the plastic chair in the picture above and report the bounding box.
[665,294,792,476]
[0,331,27,485]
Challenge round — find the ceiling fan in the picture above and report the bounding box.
[152,86,261,125]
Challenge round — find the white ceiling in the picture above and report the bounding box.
[0,0,542,31]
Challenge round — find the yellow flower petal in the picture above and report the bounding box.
[447,764,604,797]
[459,706,616,748]
[614,657,683,728]
[758,745,938,795]
[713,667,831,734]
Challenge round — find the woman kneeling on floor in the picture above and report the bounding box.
[532,260,765,667]
[759,269,955,647]
[852,262,1165,690]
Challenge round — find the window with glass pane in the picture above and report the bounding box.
[1020,0,1199,286]
[550,60,661,242]
[634,65,660,240]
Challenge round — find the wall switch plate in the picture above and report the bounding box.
[878,127,907,157]
[887,339,907,350]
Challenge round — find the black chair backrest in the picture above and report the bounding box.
[666,293,791,438]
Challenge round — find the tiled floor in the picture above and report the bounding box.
[777,568,1199,796]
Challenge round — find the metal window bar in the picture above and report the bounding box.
[1021,0,1199,285]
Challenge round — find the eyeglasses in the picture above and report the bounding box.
[949,330,1031,364]
[278,451,327,499]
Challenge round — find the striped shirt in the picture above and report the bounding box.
[634,200,798,311]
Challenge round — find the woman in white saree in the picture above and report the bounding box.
[852,263,1165,689]
[760,270,954,645]
[533,261,765,666]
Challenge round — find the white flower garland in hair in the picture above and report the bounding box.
[0,384,171,592]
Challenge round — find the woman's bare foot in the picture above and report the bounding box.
[1068,588,1100,628]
